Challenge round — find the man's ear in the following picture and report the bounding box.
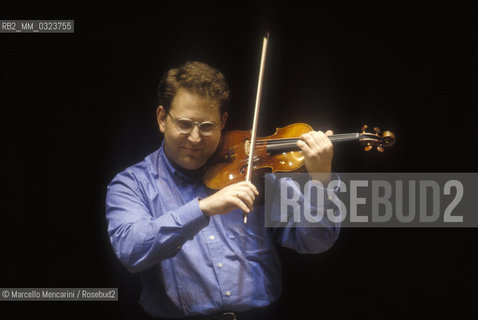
[156,105,167,133]
[220,112,228,130]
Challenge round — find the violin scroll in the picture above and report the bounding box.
[359,124,396,152]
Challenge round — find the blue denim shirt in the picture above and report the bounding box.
[106,146,340,318]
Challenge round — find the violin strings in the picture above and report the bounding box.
[225,134,359,155]
[255,133,358,145]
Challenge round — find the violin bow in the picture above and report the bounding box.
[244,32,270,223]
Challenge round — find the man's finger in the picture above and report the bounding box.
[236,191,254,208]
[233,197,250,213]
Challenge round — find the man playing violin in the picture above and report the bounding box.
[106,61,340,319]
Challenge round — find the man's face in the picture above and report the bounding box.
[157,88,227,170]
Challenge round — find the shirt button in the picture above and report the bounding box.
[218,262,223,268]
[225,291,231,296]
[209,235,215,240]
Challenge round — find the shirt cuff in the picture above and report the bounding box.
[176,197,210,239]
[305,173,341,209]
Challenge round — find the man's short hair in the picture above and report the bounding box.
[157,61,230,114]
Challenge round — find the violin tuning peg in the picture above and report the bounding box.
[374,127,381,134]
[361,124,368,132]
[377,146,384,152]
[364,145,372,151]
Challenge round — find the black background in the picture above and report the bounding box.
[1,2,477,319]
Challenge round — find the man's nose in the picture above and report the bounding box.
[187,125,202,143]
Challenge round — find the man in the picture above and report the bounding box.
[106,61,339,319]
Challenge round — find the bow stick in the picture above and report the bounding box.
[244,32,270,223]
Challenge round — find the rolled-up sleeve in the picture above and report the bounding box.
[106,173,209,273]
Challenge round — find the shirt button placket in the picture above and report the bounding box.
[205,221,230,302]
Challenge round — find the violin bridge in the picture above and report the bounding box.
[244,139,251,156]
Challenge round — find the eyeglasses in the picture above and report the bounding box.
[167,113,220,136]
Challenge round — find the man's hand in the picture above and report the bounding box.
[199,181,259,217]
[296,130,334,184]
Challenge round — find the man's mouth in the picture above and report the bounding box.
[182,147,202,153]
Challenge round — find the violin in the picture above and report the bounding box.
[203,123,395,189]
[204,32,396,222]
